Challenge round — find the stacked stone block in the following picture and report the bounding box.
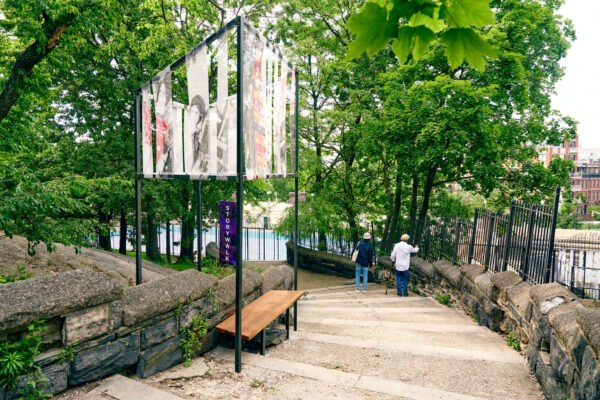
[377,256,600,400]
[0,265,294,399]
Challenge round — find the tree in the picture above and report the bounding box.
[347,0,497,71]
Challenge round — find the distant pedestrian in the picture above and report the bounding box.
[354,232,373,294]
[390,234,419,297]
[193,251,198,263]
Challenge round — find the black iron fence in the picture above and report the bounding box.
[416,193,559,287]
[553,232,600,300]
[108,224,289,261]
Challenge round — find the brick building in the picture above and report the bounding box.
[538,137,600,215]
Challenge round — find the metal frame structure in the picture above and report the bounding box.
[133,16,299,373]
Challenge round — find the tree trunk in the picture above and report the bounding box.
[348,210,359,246]
[415,166,437,244]
[178,183,195,261]
[408,176,419,242]
[119,208,127,255]
[146,211,161,261]
[98,210,111,251]
[387,173,403,250]
[0,12,73,123]
[180,220,195,260]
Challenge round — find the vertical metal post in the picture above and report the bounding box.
[263,227,266,260]
[294,71,299,331]
[196,180,202,271]
[570,254,575,291]
[166,222,171,263]
[582,250,587,293]
[371,221,376,265]
[235,16,244,373]
[484,213,495,272]
[468,210,479,264]
[440,217,447,261]
[502,201,516,272]
[454,218,461,264]
[134,94,143,286]
[522,205,536,282]
[545,186,560,283]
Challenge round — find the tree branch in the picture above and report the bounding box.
[0,13,74,124]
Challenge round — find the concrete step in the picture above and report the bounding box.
[82,374,184,400]
[299,296,433,305]
[264,335,540,400]
[213,347,486,400]
[288,331,522,363]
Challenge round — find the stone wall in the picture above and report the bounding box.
[285,241,379,281]
[0,265,294,399]
[378,255,600,400]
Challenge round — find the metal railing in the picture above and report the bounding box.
[414,188,561,287]
[108,224,289,261]
[553,232,600,300]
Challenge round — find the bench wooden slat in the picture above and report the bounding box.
[215,290,304,341]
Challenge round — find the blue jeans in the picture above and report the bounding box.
[396,270,408,295]
[355,263,368,290]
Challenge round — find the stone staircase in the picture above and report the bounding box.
[70,283,545,399]
[212,283,544,399]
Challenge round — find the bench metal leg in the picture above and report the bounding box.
[260,329,266,355]
[286,308,290,339]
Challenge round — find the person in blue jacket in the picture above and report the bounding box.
[355,232,374,294]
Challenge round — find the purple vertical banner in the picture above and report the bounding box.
[219,201,237,266]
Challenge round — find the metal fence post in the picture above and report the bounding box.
[196,181,202,271]
[522,205,537,282]
[454,218,461,264]
[570,254,575,292]
[440,217,448,261]
[502,201,516,272]
[484,212,495,272]
[235,15,244,373]
[545,186,560,283]
[468,210,479,264]
[134,94,142,286]
[166,222,171,263]
[424,220,431,260]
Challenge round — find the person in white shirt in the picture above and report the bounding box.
[390,234,419,297]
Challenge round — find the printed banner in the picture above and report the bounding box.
[152,68,173,174]
[253,43,266,178]
[264,49,273,176]
[243,29,257,180]
[141,83,153,176]
[219,201,237,266]
[172,102,184,173]
[289,68,296,173]
[279,58,288,176]
[185,45,210,175]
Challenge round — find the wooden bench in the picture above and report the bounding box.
[215,290,305,355]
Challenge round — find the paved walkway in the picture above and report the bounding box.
[73,283,544,399]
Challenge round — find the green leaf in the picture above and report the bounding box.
[347,0,418,59]
[392,26,437,63]
[346,3,399,59]
[441,28,497,71]
[443,0,495,28]
[409,10,445,32]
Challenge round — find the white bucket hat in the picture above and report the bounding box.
[363,232,371,240]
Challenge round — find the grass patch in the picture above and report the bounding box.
[117,250,234,278]
[434,292,452,307]
[250,379,262,388]
[507,333,521,351]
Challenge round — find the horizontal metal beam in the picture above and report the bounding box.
[137,173,298,181]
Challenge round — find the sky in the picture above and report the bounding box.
[551,1,600,149]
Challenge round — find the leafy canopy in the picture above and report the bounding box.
[347,0,497,70]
